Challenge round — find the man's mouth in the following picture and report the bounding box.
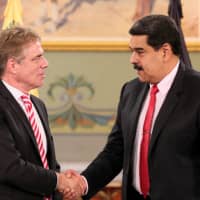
[133,64,143,71]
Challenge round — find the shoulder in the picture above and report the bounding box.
[30,95,47,112]
[179,69,200,99]
[183,68,200,84]
[121,78,146,95]
[118,78,147,104]
[30,95,45,106]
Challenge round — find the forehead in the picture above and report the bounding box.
[129,35,149,49]
[22,40,43,55]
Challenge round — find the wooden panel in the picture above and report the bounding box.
[91,181,121,200]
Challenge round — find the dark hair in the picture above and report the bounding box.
[0,26,41,77]
[129,15,181,55]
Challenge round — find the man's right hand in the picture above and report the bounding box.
[56,171,86,200]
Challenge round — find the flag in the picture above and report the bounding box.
[168,0,192,69]
[2,0,23,29]
[2,0,39,96]
[29,89,39,97]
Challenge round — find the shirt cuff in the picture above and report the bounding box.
[81,175,88,195]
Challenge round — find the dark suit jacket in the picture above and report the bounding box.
[0,81,62,200]
[82,63,200,200]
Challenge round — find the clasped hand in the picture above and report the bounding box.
[56,170,86,200]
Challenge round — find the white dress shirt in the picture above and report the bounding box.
[132,61,180,193]
[2,81,48,154]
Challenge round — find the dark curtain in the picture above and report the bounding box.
[168,0,192,68]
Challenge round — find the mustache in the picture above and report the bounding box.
[133,64,143,71]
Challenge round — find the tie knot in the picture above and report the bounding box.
[150,84,159,96]
[21,95,32,111]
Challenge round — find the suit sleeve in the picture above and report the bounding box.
[81,83,128,199]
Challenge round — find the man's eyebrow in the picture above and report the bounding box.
[31,53,43,60]
[129,46,144,51]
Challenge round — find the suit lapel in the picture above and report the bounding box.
[126,83,149,169]
[128,84,149,142]
[149,65,185,155]
[0,81,42,159]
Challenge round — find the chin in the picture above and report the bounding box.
[38,80,44,86]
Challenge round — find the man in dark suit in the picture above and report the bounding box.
[67,14,200,200]
[0,26,84,200]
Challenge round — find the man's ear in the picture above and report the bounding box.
[7,57,17,74]
[161,43,172,61]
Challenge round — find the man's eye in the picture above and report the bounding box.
[32,55,42,61]
[137,51,145,55]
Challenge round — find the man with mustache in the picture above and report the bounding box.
[68,14,200,200]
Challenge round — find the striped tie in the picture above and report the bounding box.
[21,95,50,200]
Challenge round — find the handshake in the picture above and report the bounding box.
[56,170,87,200]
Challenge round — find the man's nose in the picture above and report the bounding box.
[130,51,138,64]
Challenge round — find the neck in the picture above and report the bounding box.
[160,56,179,81]
[2,76,30,94]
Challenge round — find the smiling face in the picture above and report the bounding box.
[129,35,169,84]
[5,40,48,93]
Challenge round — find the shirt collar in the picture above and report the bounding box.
[2,80,29,102]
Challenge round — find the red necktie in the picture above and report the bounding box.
[21,95,50,200]
[140,85,158,198]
